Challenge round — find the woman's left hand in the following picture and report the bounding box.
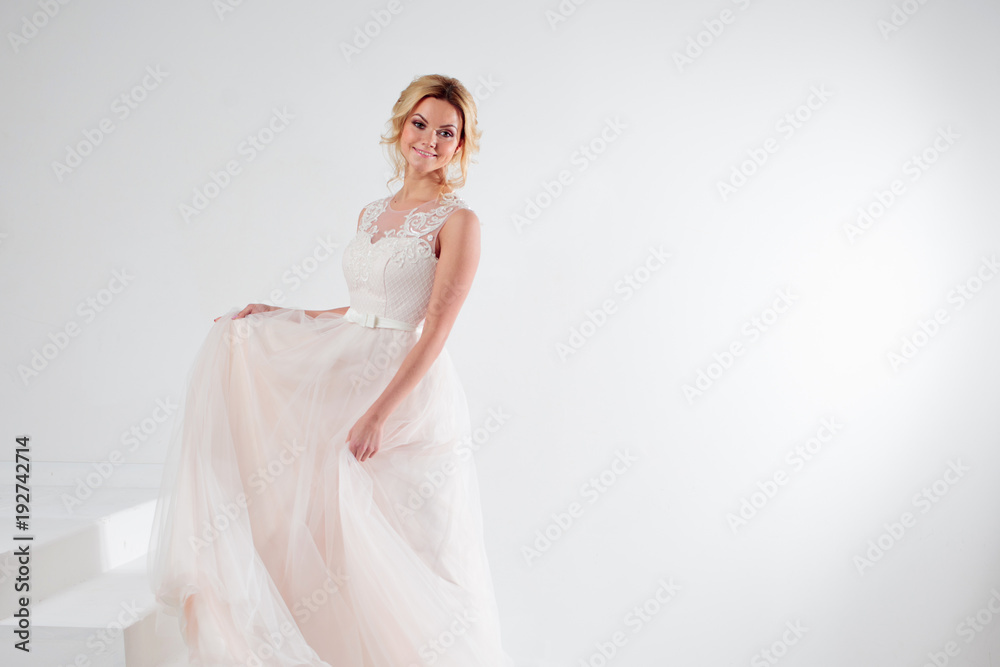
[346,410,384,462]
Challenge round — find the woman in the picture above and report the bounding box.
[147,74,516,666]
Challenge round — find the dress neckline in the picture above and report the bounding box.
[387,193,436,213]
[385,190,458,213]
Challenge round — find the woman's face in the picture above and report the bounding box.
[399,96,463,178]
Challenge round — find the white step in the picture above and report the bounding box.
[0,485,161,620]
[0,484,188,666]
[0,552,186,666]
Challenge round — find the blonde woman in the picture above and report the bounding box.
[148,74,515,666]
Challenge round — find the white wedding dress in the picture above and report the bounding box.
[147,191,515,666]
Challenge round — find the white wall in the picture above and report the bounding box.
[2,0,999,664]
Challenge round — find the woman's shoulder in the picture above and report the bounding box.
[440,190,475,215]
[437,193,480,238]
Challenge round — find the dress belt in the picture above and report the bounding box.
[343,307,418,331]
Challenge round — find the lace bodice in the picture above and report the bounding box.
[341,191,471,328]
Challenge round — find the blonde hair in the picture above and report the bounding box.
[380,74,481,193]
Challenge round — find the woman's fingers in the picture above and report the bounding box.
[356,443,377,462]
[348,438,374,462]
[216,303,276,321]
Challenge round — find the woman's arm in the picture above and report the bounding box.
[366,208,480,421]
[228,305,346,320]
[303,306,348,318]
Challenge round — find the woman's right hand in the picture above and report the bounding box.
[215,304,278,322]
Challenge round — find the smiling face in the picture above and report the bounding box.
[399,96,464,179]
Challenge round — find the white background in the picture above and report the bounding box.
[2,0,999,664]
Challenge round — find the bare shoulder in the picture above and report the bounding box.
[439,207,480,243]
[444,206,479,228]
[436,207,480,259]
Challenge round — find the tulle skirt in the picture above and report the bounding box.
[147,307,514,666]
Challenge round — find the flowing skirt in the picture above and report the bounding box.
[147,307,514,666]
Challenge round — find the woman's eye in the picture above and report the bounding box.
[412,120,452,139]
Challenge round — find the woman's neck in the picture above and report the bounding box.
[393,181,452,205]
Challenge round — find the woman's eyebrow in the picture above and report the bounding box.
[412,113,456,129]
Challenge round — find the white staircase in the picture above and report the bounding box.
[0,483,188,666]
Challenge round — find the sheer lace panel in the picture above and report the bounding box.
[360,193,465,252]
[341,191,471,327]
